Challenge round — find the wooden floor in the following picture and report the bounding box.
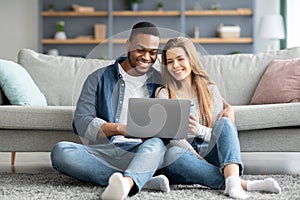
[0,152,299,174]
[0,152,55,174]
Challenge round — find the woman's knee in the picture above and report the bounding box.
[214,117,237,137]
[164,146,189,167]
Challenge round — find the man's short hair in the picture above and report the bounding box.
[129,21,160,41]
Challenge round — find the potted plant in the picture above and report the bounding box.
[157,2,163,11]
[126,0,143,11]
[54,21,67,40]
[48,4,54,12]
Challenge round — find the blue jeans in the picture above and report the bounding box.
[164,117,244,190]
[51,137,166,195]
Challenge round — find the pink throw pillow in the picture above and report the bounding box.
[250,58,300,104]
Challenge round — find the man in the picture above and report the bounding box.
[51,22,169,200]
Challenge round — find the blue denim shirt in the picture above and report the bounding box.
[72,56,162,142]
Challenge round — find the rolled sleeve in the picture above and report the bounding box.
[84,118,106,141]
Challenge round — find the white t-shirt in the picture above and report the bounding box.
[118,64,149,124]
[112,64,148,143]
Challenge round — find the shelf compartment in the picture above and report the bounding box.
[42,11,108,17]
[42,38,253,44]
[185,9,253,16]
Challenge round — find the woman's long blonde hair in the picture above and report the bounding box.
[161,37,215,127]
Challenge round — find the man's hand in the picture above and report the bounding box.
[97,123,127,138]
[217,101,235,123]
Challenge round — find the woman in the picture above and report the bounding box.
[156,37,281,199]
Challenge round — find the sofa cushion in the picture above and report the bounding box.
[250,59,300,104]
[18,49,114,106]
[234,103,300,131]
[0,106,75,130]
[0,59,47,106]
[200,47,300,105]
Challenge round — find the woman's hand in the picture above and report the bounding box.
[188,114,200,135]
[217,101,235,123]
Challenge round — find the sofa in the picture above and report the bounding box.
[0,48,299,166]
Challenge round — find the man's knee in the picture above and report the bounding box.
[144,137,166,150]
[51,141,79,168]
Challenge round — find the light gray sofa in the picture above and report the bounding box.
[0,48,299,164]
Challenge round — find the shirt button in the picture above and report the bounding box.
[121,83,124,87]
[120,101,122,104]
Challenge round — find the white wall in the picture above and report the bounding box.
[286,0,300,48]
[0,0,38,61]
[255,0,280,53]
[0,0,280,60]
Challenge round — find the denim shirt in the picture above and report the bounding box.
[72,56,162,142]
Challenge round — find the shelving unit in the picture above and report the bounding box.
[39,0,255,57]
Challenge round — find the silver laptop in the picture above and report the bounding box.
[126,98,191,139]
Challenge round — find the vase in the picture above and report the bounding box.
[54,31,67,40]
[131,3,139,11]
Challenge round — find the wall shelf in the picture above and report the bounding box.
[42,38,106,44]
[42,11,108,17]
[185,9,253,16]
[42,38,253,44]
[42,9,253,18]
[112,10,181,17]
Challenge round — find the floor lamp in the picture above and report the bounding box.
[259,14,285,51]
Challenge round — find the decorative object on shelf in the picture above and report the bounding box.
[230,50,241,54]
[47,49,59,56]
[194,26,199,38]
[72,4,95,12]
[193,1,202,10]
[211,2,221,10]
[258,14,285,51]
[157,2,164,11]
[54,21,67,40]
[48,4,54,12]
[126,0,143,11]
[94,24,106,39]
[217,23,241,38]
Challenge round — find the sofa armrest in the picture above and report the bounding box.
[0,87,10,105]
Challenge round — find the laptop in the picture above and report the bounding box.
[126,98,191,139]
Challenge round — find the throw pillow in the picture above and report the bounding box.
[250,58,300,104]
[0,59,47,106]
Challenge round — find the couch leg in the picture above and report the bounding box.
[11,152,16,165]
